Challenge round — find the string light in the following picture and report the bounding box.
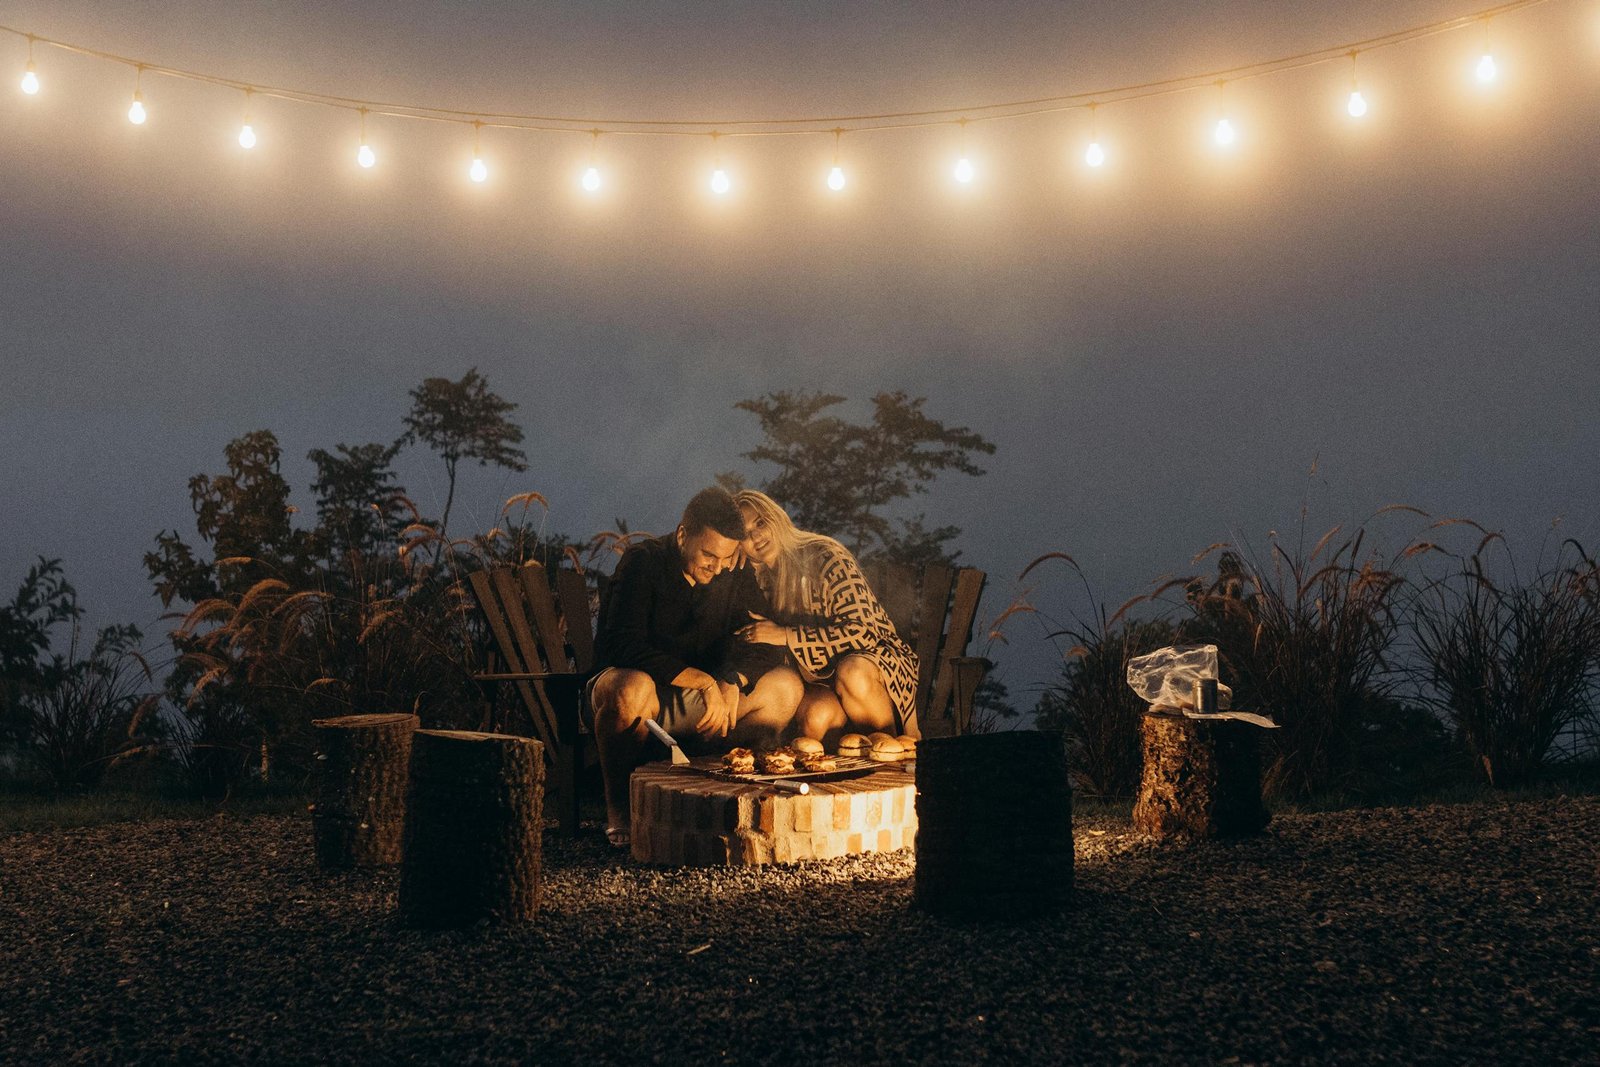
[469,120,488,182]
[1476,17,1499,81]
[127,65,147,125]
[953,119,974,184]
[582,129,602,192]
[1212,82,1236,147]
[238,89,257,148]
[19,33,37,95]
[1084,102,1106,167]
[827,128,846,191]
[709,132,730,195]
[356,107,375,168]
[1346,52,1369,117]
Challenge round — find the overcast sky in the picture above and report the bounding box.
[2,0,1597,704]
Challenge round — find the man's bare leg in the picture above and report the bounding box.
[590,668,659,835]
[729,667,804,749]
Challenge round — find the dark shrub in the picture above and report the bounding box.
[21,624,158,791]
[1178,523,1409,800]
[1412,543,1600,788]
[1036,618,1176,798]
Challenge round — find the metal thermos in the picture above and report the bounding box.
[1195,677,1219,713]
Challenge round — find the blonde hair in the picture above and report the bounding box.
[732,490,846,615]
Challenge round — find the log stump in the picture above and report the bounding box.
[629,758,917,866]
[913,731,1074,920]
[310,713,419,870]
[399,730,545,929]
[1132,710,1270,840]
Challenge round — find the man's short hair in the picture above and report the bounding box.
[681,487,747,541]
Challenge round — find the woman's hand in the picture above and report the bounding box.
[738,613,789,646]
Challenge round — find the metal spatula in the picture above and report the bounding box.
[644,718,690,765]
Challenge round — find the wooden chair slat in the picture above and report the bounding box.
[489,568,563,753]
[873,561,919,646]
[468,570,557,751]
[911,564,956,714]
[518,562,572,673]
[927,568,986,732]
[556,568,596,674]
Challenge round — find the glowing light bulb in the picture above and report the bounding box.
[469,156,488,183]
[357,143,375,169]
[1347,90,1368,118]
[710,167,730,195]
[953,156,974,184]
[582,165,601,192]
[20,62,38,96]
[1085,141,1105,168]
[827,165,845,191]
[238,123,257,149]
[128,92,147,125]
[1476,53,1498,83]
[1213,117,1236,146]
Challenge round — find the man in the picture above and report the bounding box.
[588,487,803,847]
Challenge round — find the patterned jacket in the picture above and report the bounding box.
[784,541,920,724]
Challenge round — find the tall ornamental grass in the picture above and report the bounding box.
[1411,537,1600,788]
[1171,515,1414,800]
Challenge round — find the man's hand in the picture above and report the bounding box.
[737,613,788,647]
[693,678,740,739]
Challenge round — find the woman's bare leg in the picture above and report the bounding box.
[796,684,847,745]
[833,654,897,733]
[729,667,804,749]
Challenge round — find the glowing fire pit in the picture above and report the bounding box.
[629,757,916,866]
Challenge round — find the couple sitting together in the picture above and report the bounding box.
[587,486,919,847]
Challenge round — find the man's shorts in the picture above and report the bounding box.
[585,667,711,742]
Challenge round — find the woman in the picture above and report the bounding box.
[732,490,920,740]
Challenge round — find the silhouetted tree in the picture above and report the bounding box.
[308,441,409,559]
[402,369,528,537]
[0,559,82,753]
[726,390,995,565]
[146,430,316,795]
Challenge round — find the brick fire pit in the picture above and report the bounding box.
[629,757,917,866]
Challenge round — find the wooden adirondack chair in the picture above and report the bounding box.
[466,561,595,835]
[858,560,990,737]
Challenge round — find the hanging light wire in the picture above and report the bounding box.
[127,63,146,124]
[582,129,602,192]
[0,0,1558,139]
[469,119,488,181]
[709,131,729,194]
[238,87,257,147]
[1476,16,1500,81]
[1084,102,1105,167]
[19,31,38,94]
[827,127,846,190]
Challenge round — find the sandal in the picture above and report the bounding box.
[604,825,631,849]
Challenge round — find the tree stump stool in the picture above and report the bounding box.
[310,712,419,870]
[914,731,1074,920]
[629,758,917,866]
[1132,710,1270,840]
[399,730,545,929]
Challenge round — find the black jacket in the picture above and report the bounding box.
[593,536,782,688]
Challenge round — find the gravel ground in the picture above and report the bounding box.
[3,796,1598,1066]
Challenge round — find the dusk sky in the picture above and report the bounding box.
[3,0,1598,703]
